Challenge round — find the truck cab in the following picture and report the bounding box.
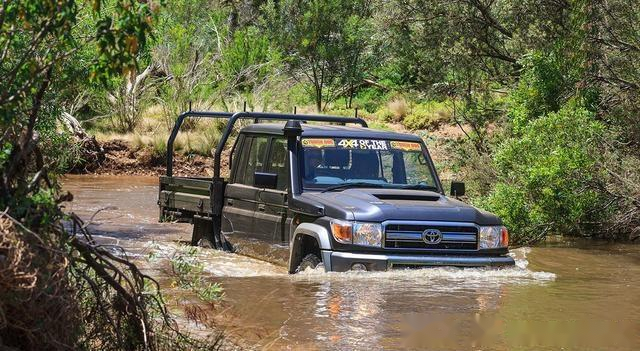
[158,111,514,273]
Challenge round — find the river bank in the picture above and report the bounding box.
[70,139,213,177]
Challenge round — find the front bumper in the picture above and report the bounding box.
[322,250,515,272]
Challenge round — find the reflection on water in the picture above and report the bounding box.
[63,175,640,350]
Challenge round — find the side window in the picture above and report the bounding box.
[240,136,269,185]
[268,138,288,190]
[233,136,252,184]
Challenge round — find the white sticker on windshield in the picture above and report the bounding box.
[337,139,389,150]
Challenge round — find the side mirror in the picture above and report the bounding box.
[254,172,278,189]
[450,181,466,197]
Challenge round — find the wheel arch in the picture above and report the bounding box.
[288,223,332,273]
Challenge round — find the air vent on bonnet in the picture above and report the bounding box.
[373,194,440,201]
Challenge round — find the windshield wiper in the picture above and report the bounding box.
[396,184,438,191]
[321,182,386,193]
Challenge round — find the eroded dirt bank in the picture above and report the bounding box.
[69,139,224,177]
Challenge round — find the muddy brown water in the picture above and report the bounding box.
[63,175,640,350]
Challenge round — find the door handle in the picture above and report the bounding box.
[227,199,234,206]
[258,204,266,212]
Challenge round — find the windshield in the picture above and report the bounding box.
[301,138,438,191]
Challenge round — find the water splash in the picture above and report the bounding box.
[293,246,555,285]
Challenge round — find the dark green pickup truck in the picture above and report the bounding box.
[159,111,514,273]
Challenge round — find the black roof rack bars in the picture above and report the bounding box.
[166,110,368,177]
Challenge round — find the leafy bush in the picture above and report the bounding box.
[481,103,607,243]
[509,52,568,131]
[373,106,394,122]
[350,87,387,113]
[402,101,451,130]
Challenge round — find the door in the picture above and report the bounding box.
[254,137,290,244]
[221,135,269,242]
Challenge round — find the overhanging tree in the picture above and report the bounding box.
[263,0,375,111]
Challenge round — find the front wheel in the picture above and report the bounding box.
[295,253,322,273]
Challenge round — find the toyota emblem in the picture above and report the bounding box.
[422,229,442,244]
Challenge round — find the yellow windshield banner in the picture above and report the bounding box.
[389,141,422,151]
[302,138,336,148]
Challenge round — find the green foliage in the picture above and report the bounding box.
[91,1,163,82]
[196,282,224,303]
[153,0,223,127]
[0,143,12,169]
[403,101,451,130]
[217,26,280,94]
[0,3,180,347]
[170,247,224,303]
[509,52,568,131]
[262,0,375,111]
[482,103,607,243]
[1,0,160,209]
[349,87,387,113]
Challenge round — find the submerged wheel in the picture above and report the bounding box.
[295,253,322,273]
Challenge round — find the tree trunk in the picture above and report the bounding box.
[315,85,323,112]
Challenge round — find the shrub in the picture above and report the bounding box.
[350,87,387,113]
[373,106,394,122]
[509,52,569,132]
[367,120,393,131]
[191,121,225,157]
[481,103,608,243]
[150,133,168,159]
[387,97,409,121]
[403,101,451,130]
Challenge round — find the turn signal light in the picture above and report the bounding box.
[330,220,352,244]
[501,227,509,247]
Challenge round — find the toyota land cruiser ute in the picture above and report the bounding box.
[158,110,515,273]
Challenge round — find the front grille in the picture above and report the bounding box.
[384,223,478,250]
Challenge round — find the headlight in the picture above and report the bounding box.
[353,222,382,247]
[330,220,382,247]
[479,226,509,249]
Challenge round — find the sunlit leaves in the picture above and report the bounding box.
[91,0,163,82]
[484,103,606,242]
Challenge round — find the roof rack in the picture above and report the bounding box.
[166,110,368,177]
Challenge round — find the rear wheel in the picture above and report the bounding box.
[295,253,322,273]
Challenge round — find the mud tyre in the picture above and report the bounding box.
[296,253,322,273]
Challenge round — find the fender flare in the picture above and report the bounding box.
[288,223,332,273]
